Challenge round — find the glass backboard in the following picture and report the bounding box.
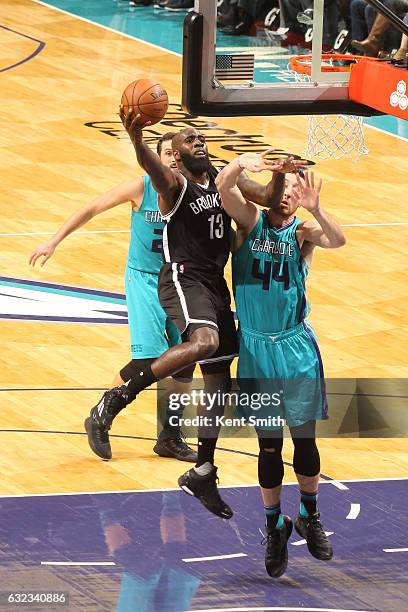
[182,0,384,117]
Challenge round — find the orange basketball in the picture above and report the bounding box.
[121,79,168,125]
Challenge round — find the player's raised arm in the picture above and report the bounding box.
[29,179,143,267]
[237,153,308,207]
[216,156,259,233]
[293,172,346,249]
[216,151,282,232]
[120,108,182,214]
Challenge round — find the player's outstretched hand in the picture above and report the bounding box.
[292,171,322,213]
[29,242,56,267]
[119,106,152,142]
[273,155,309,174]
[238,149,281,173]
[239,150,308,174]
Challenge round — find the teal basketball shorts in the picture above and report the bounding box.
[125,266,181,359]
[236,321,328,430]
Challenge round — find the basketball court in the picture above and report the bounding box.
[0,0,407,610]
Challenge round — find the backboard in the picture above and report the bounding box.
[182,0,382,117]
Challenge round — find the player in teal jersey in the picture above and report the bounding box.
[216,153,346,577]
[29,132,197,463]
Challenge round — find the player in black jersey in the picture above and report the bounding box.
[88,109,305,519]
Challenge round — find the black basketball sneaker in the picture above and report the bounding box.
[294,512,333,560]
[84,387,129,460]
[153,433,197,462]
[178,465,233,519]
[263,516,293,578]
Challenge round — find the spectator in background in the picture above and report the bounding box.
[278,0,339,46]
[350,0,376,42]
[219,0,277,35]
[393,13,408,60]
[132,0,194,9]
[129,0,154,6]
[163,0,194,9]
[217,0,239,28]
[351,0,408,56]
[336,0,352,30]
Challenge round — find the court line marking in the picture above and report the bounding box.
[0,428,405,494]
[291,531,333,546]
[186,607,371,612]
[41,561,116,566]
[0,24,46,73]
[0,427,294,471]
[0,477,405,499]
[346,503,361,520]
[0,230,130,236]
[0,483,303,499]
[364,122,408,144]
[339,476,408,483]
[32,0,180,57]
[0,427,345,483]
[1,389,407,400]
[31,0,408,145]
[182,553,247,563]
[2,222,408,237]
[329,481,349,491]
[383,548,408,553]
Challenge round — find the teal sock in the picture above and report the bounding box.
[299,490,318,518]
[265,504,284,529]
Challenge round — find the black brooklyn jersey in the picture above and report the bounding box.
[162,168,231,274]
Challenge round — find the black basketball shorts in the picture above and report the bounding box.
[158,262,238,364]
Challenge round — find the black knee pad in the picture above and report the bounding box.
[120,358,154,383]
[257,434,284,489]
[292,437,321,477]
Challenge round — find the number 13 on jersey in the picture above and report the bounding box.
[208,213,224,239]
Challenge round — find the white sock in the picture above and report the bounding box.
[194,461,213,476]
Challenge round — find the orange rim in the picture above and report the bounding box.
[289,53,380,75]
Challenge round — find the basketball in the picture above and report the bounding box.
[121,78,168,125]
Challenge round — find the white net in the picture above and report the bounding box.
[304,114,368,161]
[289,64,368,162]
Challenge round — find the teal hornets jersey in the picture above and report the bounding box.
[232,210,310,333]
[127,175,164,274]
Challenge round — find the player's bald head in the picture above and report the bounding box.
[172,128,200,151]
[171,128,209,174]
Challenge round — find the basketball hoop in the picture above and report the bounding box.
[289,54,379,162]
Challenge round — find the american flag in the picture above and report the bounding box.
[215,53,255,81]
